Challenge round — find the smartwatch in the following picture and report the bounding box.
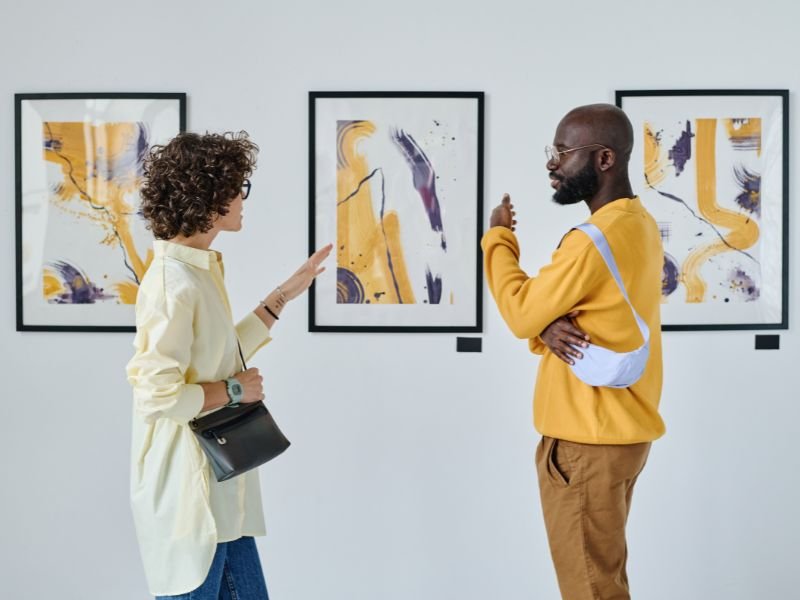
[224,377,244,407]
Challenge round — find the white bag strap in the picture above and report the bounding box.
[573,223,650,343]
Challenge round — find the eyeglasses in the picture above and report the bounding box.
[545,144,610,167]
[241,179,252,200]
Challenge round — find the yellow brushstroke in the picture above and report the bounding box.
[114,248,154,304]
[337,121,415,304]
[381,212,415,302]
[644,122,667,187]
[43,122,149,295]
[681,119,760,302]
[724,118,761,156]
[42,269,64,300]
[114,281,140,305]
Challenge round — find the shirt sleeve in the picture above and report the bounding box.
[126,292,204,425]
[235,311,273,362]
[481,226,602,340]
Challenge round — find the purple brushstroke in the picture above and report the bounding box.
[425,267,442,305]
[391,129,447,251]
[336,120,368,169]
[734,165,761,216]
[729,268,760,302]
[728,119,760,151]
[134,123,150,177]
[658,221,671,244]
[662,253,679,297]
[336,267,365,304]
[50,261,111,304]
[91,123,149,185]
[668,121,694,176]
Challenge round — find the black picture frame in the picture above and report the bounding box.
[616,89,789,331]
[15,92,187,332]
[308,91,484,333]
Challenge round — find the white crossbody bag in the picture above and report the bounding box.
[567,223,650,388]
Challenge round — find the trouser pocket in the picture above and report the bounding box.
[541,436,574,487]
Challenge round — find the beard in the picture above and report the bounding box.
[552,157,599,205]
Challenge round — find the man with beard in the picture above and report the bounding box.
[481,104,665,600]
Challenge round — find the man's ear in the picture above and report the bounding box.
[597,148,616,172]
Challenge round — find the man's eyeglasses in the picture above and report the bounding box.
[545,144,610,167]
[241,179,252,200]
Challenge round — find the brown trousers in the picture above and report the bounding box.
[536,436,651,600]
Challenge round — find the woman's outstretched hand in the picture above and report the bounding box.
[280,244,333,300]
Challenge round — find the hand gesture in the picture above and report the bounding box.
[280,244,333,300]
[540,311,590,365]
[490,193,517,231]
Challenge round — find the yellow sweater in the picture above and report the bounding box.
[482,197,665,444]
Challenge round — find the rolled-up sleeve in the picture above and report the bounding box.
[126,294,204,425]
[235,311,272,362]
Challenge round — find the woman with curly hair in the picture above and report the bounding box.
[126,131,331,599]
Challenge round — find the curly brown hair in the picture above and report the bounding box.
[140,131,259,239]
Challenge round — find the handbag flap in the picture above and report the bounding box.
[189,400,265,431]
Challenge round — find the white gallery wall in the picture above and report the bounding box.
[1,1,798,598]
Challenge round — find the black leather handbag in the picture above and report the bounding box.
[189,343,290,482]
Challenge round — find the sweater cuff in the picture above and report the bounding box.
[481,226,520,256]
[529,337,548,355]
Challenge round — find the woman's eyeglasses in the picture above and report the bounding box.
[241,179,252,200]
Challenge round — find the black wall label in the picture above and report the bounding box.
[755,335,780,350]
[456,337,482,353]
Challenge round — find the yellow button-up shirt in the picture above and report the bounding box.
[126,240,272,596]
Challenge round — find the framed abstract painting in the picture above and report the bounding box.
[309,92,484,332]
[616,90,789,331]
[15,93,186,332]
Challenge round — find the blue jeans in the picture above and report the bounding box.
[156,537,269,600]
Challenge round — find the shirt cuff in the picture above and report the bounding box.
[236,311,273,360]
[141,383,205,425]
[174,384,205,423]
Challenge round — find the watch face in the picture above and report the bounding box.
[232,384,243,395]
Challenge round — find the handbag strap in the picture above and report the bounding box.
[237,339,247,371]
[573,223,650,343]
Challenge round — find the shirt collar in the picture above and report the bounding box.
[153,240,222,270]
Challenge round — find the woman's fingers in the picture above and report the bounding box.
[306,245,332,278]
[311,243,333,262]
